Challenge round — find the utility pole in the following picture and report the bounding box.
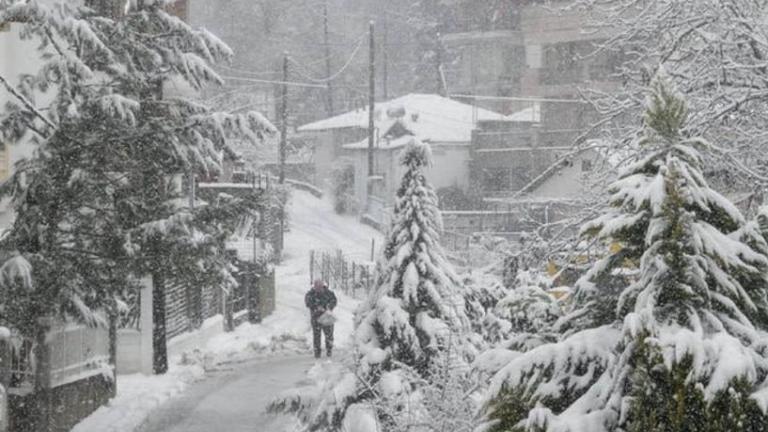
[383,15,389,100]
[367,21,376,199]
[278,52,288,258]
[436,32,445,96]
[323,0,334,116]
[280,52,288,184]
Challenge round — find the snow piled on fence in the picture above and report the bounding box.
[73,189,382,432]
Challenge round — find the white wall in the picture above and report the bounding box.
[427,144,470,191]
[349,142,472,216]
[531,150,599,199]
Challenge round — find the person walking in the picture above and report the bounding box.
[305,279,337,358]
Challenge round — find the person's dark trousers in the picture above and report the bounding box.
[311,320,334,358]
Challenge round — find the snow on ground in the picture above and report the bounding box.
[71,365,206,432]
[73,189,382,432]
[136,355,317,432]
[205,189,382,363]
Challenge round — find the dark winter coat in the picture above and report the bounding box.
[305,287,337,320]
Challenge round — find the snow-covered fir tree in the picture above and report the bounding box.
[354,138,471,372]
[270,139,473,431]
[0,1,273,337]
[480,71,768,432]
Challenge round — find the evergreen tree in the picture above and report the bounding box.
[481,70,768,432]
[355,139,470,374]
[270,139,472,431]
[0,0,273,338]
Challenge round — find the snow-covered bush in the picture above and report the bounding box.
[480,71,768,432]
[484,270,561,345]
[366,347,482,432]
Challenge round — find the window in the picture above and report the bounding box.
[500,46,525,91]
[481,167,511,192]
[369,173,387,199]
[588,48,624,81]
[541,41,594,85]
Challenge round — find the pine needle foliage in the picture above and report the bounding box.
[482,70,768,432]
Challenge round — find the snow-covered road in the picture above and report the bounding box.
[136,355,316,432]
[73,190,381,432]
[132,191,381,431]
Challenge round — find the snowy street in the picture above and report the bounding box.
[72,190,381,432]
[136,355,315,432]
[7,2,768,431]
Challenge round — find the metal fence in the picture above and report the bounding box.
[2,332,34,396]
[441,230,472,252]
[1,323,110,397]
[48,325,110,389]
[309,249,375,299]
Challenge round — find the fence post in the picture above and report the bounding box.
[108,299,118,397]
[139,275,154,375]
[34,317,53,432]
[341,260,347,294]
[370,238,375,262]
[309,250,314,285]
[223,286,234,332]
[248,271,260,324]
[0,384,7,432]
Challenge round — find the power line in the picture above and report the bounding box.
[450,94,587,104]
[217,64,282,77]
[288,32,367,83]
[219,75,328,89]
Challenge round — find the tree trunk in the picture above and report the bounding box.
[152,272,168,375]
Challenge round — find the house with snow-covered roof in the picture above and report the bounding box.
[297,93,537,224]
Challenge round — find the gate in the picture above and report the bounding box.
[309,249,375,299]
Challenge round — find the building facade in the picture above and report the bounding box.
[439,0,621,199]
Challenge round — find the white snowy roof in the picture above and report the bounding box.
[298,93,536,143]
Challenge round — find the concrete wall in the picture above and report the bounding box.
[531,151,599,200]
[427,144,471,191]
[116,276,154,375]
[349,142,471,214]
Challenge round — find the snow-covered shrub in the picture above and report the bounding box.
[480,70,768,432]
[485,271,561,345]
[367,347,482,432]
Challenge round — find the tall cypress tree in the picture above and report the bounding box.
[481,70,768,432]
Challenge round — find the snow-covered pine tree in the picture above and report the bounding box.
[481,70,768,432]
[270,139,472,431]
[0,1,273,338]
[355,138,471,373]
